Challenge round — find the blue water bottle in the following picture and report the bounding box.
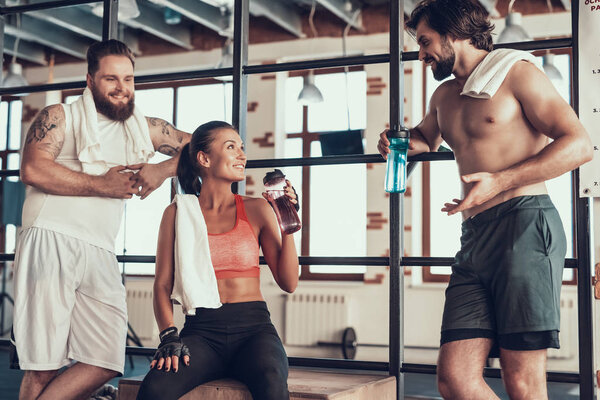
[384,127,410,193]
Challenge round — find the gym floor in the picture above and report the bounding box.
[0,349,579,399]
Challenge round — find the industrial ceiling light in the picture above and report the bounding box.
[298,72,323,105]
[2,63,29,95]
[93,0,140,20]
[497,0,530,43]
[542,53,563,81]
[2,15,29,96]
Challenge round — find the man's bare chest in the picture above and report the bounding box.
[436,91,523,145]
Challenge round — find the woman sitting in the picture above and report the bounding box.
[136,121,299,400]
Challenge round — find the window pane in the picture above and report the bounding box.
[115,179,172,275]
[308,71,367,132]
[429,161,461,265]
[8,100,22,150]
[543,53,571,104]
[135,88,174,123]
[284,77,303,134]
[7,153,20,182]
[0,102,8,151]
[5,224,17,253]
[309,141,366,274]
[176,84,232,133]
[65,95,79,104]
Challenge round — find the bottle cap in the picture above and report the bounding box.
[263,169,286,186]
[386,126,410,139]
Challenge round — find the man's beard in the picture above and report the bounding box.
[90,83,135,122]
[432,38,455,81]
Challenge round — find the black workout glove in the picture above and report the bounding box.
[153,327,191,364]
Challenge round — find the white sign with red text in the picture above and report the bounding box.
[579,0,600,196]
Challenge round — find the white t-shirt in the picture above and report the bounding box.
[21,105,142,252]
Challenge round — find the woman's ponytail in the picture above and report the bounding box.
[176,143,201,195]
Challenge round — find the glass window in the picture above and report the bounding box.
[285,71,368,278]
[135,88,174,122]
[9,100,23,150]
[0,102,8,151]
[176,83,232,133]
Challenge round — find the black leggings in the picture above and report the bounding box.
[136,301,289,400]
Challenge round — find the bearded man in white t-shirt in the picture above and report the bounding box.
[12,39,191,400]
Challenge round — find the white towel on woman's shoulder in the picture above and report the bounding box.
[171,194,222,315]
[68,87,155,174]
[461,48,544,99]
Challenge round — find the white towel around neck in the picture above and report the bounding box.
[69,87,155,174]
[171,194,222,315]
[461,48,544,99]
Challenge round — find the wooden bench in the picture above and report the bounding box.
[118,368,396,400]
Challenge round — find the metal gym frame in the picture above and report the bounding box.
[0,0,594,398]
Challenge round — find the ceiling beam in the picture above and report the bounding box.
[122,2,193,50]
[149,0,230,37]
[4,14,92,59]
[315,0,363,31]
[25,5,139,53]
[250,0,304,37]
[3,34,47,65]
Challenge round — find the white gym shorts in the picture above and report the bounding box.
[12,227,127,374]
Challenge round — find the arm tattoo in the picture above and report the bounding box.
[149,117,176,137]
[26,109,59,144]
[38,140,65,158]
[157,144,180,156]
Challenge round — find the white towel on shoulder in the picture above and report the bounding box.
[171,194,222,315]
[69,87,155,174]
[461,48,543,99]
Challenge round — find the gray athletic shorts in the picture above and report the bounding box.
[440,195,566,355]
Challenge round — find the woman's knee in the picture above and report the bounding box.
[136,373,182,400]
[249,364,289,400]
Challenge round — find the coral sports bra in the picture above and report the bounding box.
[208,195,260,280]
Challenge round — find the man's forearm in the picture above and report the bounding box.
[157,154,180,178]
[21,158,106,197]
[497,134,592,191]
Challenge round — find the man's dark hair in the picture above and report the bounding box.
[87,39,135,76]
[406,0,494,52]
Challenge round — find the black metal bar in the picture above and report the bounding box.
[232,0,248,134]
[245,152,453,169]
[0,0,100,15]
[231,0,249,194]
[0,38,576,97]
[388,1,404,398]
[0,253,580,269]
[102,0,119,41]
[0,0,4,100]
[571,0,594,397]
[288,357,389,371]
[244,54,391,74]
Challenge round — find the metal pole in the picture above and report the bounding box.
[232,0,248,195]
[102,0,119,41]
[0,0,5,94]
[571,0,594,397]
[389,1,404,399]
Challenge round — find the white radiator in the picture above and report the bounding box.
[126,288,158,343]
[548,296,576,359]
[284,293,351,346]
